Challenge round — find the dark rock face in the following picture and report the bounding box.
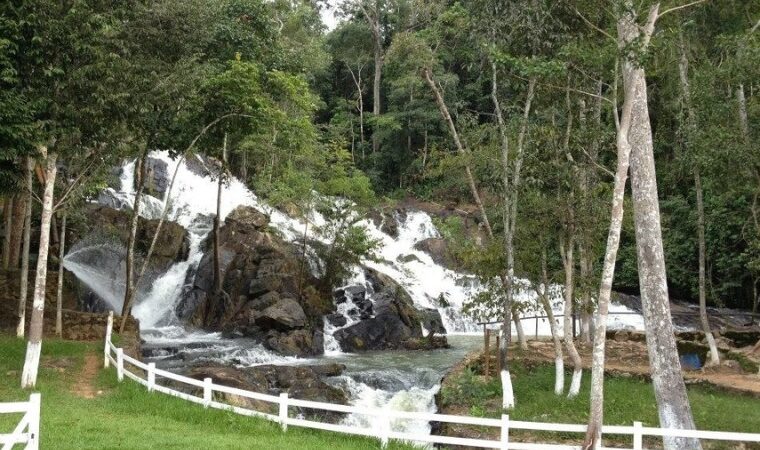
[81,204,189,272]
[186,363,347,420]
[143,156,169,198]
[419,308,446,335]
[414,238,459,270]
[333,268,448,352]
[176,206,330,357]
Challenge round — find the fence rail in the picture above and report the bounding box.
[0,393,41,450]
[102,312,760,450]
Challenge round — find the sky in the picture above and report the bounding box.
[319,0,341,31]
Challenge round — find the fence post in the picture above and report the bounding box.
[104,311,113,368]
[279,393,289,431]
[203,378,212,408]
[484,329,491,377]
[633,421,643,450]
[147,363,156,392]
[27,393,41,450]
[500,414,509,450]
[116,348,124,382]
[535,317,539,339]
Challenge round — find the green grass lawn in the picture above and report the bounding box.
[0,335,415,449]
[441,361,760,447]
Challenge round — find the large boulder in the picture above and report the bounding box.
[414,238,459,270]
[333,267,448,352]
[75,204,189,273]
[176,206,330,357]
[143,156,169,198]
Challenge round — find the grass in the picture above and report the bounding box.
[441,361,760,447]
[0,335,415,449]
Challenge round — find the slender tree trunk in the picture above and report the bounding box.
[213,134,227,295]
[423,67,493,236]
[538,250,564,395]
[560,236,583,397]
[583,61,635,448]
[372,44,382,154]
[3,195,14,270]
[736,84,749,142]
[21,151,58,389]
[55,212,67,337]
[619,6,700,448]
[16,158,34,337]
[240,150,248,181]
[694,171,719,365]
[120,151,146,333]
[421,130,428,176]
[678,42,720,366]
[9,193,26,269]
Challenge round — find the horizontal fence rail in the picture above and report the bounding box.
[0,393,41,450]
[102,313,760,450]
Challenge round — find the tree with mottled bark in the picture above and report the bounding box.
[21,150,57,389]
[617,3,701,448]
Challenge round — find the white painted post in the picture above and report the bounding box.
[27,393,41,450]
[633,421,643,450]
[500,414,509,450]
[147,363,156,392]
[203,378,212,408]
[104,311,113,368]
[279,393,288,432]
[116,348,124,382]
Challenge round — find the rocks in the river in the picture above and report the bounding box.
[79,204,190,272]
[333,267,448,352]
[143,156,169,198]
[414,238,459,270]
[419,308,446,335]
[176,205,330,357]
[186,364,347,420]
[326,313,347,327]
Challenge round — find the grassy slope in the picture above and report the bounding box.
[0,335,413,449]
[441,360,760,446]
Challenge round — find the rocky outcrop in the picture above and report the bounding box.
[333,268,448,352]
[186,363,348,420]
[176,206,330,357]
[414,238,459,270]
[143,156,169,198]
[82,204,189,272]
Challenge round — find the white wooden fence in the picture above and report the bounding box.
[0,394,40,450]
[103,314,760,449]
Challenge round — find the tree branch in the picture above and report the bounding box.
[658,0,708,20]
[574,7,615,42]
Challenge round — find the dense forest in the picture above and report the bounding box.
[1,1,759,446]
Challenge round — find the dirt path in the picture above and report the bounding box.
[71,351,100,399]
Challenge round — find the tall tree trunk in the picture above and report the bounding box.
[3,195,14,270]
[120,151,147,333]
[560,236,583,397]
[9,193,27,269]
[678,42,720,366]
[619,6,700,448]
[371,42,382,154]
[736,84,749,142]
[16,157,34,337]
[55,212,67,337]
[423,67,493,236]
[21,151,58,389]
[538,250,564,395]
[583,61,635,449]
[694,171,719,365]
[240,150,248,181]
[213,134,227,295]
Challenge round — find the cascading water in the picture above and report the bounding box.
[64,150,646,443]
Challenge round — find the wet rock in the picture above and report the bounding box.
[326,313,347,327]
[258,298,307,330]
[397,254,422,264]
[143,156,169,198]
[414,238,458,269]
[418,308,447,335]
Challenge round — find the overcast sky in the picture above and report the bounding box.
[319,0,341,31]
